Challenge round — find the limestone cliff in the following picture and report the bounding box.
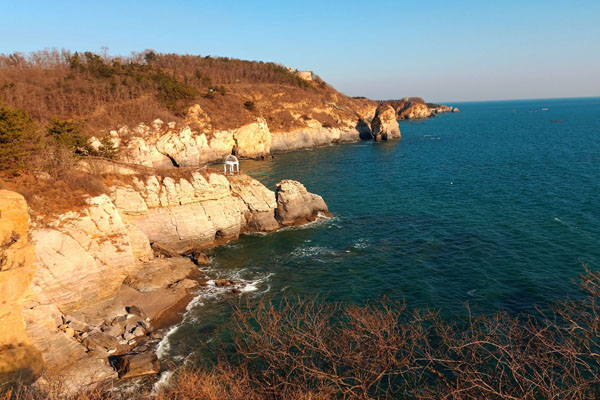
[0,191,44,387]
[371,104,402,141]
[275,180,330,226]
[111,172,326,251]
[101,99,385,169]
[381,98,459,120]
[0,173,328,392]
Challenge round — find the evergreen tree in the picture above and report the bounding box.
[0,103,38,172]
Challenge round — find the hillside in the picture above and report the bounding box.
[0,50,375,136]
[0,50,451,214]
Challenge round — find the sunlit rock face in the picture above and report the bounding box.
[0,172,329,393]
[111,172,325,251]
[275,180,330,226]
[0,190,44,387]
[371,104,401,141]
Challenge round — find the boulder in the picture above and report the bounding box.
[150,242,180,258]
[82,331,121,352]
[111,353,160,379]
[123,258,198,292]
[184,248,210,265]
[371,104,401,140]
[275,180,330,226]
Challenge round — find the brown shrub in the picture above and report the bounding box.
[216,268,600,399]
[4,268,600,399]
[0,50,376,137]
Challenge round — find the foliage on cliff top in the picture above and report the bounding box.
[0,49,370,135]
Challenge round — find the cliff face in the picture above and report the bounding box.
[371,104,402,141]
[0,191,44,387]
[104,99,384,168]
[111,172,328,251]
[0,173,328,391]
[381,98,459,120]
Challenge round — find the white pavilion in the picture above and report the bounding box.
[223,155,240,175]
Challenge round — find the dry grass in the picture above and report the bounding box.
[0,50,374,137]
[0,171,107,220]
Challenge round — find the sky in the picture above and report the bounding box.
[1,0,599,102]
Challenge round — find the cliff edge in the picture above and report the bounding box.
[0,173,329,392]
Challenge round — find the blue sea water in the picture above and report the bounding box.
[161,97,600,362]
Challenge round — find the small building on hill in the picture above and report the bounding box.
[295,71,313,81]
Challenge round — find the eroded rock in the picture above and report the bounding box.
[275,180,330,226]
[371,104,401,141]
[111,353,160,379]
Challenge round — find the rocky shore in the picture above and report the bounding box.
[0,173,329,393]
[88,100,401,169]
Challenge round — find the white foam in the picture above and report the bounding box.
[155,271,272,361]
[151,370,174,394]
[278,213,335,232]
[353,238,371,249]
[155,324,180,359]
[290,246,339,258]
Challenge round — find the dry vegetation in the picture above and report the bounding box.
[4,268,600,399]
[0,49,374,211]
[0,49,373,136]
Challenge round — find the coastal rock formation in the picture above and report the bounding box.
[111,172,326,251]
[398,103,432,120]
[232,118,272,158]
[119,116,274,168]
[118,116,367,167]
[0,191,44,386]
[270,123,361,152]
[275,180,330,226]
[97,93,456,169]
[380,97,458,120]
[1,154,330,392]
[103,96,392,169]
[32,195,148,313]
[371,104,401,141]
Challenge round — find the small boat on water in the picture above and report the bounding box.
[541,108,549,111]
[551,120,563,123]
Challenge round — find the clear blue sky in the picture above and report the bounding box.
[2,0,599,102]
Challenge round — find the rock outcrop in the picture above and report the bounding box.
[118,116,369,168]
[111,172,325,251]
[380,98,458,120]
[275,180,330,226]
[0,191,44,386]
[371,104,401,141]
[0,172,329,392]
[398,102,432,120]
[103,98,403,169]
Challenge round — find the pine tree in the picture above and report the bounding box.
[0,103,38,172]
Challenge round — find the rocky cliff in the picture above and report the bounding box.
[381,97,459,120]
[97,98,383,169]
[370,104,402,141]
[0,191,44,387]
[0,173,329,392]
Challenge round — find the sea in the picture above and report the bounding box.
[156,97,600,371]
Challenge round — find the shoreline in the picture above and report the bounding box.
[0,174,332,393]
